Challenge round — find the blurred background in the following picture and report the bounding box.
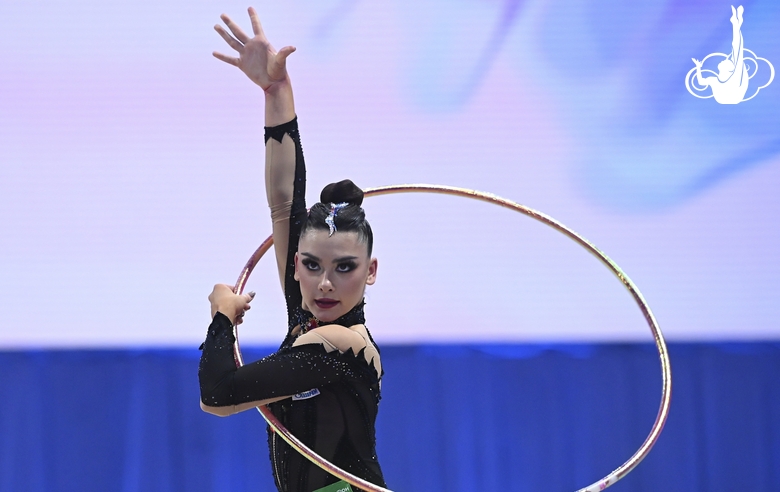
[1,0,778,490]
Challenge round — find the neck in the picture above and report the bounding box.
[298,299,366,334]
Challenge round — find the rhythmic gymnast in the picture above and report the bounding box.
[198,7,386,492]
[692,5,749,104]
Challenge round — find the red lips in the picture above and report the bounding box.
[314,298,339,309]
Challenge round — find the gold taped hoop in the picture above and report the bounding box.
[232,184,672,492]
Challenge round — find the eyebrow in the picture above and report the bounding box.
[300,252,359,263]
[334,256,359,263]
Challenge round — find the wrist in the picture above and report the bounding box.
[213,305,238,322]
[264,79,296,127]
[263,75,291,95]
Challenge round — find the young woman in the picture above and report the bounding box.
[198,7,387,492]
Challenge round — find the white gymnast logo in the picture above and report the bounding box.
[685,5,774,104]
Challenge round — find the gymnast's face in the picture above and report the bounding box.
[294,230,377,323]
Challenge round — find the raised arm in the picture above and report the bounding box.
[692,58,711,87]
[214,7,298,289]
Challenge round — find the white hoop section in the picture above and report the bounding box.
[232,184,672,492]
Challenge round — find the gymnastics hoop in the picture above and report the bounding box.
[232,184,672,492]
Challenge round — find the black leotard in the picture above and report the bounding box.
[198,118,386,492]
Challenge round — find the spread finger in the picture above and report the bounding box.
[215,25,244,53]
[221,13,251,44]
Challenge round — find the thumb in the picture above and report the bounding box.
[277,46,296,65]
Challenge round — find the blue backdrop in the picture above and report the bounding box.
[1,342,778,492]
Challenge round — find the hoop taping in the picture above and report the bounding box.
[232,184,671,492]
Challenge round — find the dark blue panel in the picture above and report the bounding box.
[0,343,778,492]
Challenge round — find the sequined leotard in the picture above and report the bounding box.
[198,118,386,492]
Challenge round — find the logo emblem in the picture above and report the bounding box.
[292,388,320,401]
[685,5,774,104]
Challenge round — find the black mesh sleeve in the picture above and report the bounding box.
[198,313,367,408]
[264,117,308,334]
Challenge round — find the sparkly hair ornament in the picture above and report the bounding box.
[325,202,349,236]
[232,184,671,492]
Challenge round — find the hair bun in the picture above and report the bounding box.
[320,179,364,206]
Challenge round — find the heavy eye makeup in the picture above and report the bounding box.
[300,252,360,273]
[335,261,357,273]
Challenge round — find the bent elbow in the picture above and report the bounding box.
[200,399,235,417]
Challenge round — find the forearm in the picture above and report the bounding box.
[198,313,286,414]
[198,312,242,408]
[265,77,295,126]
[263,76,300,286]
[198,314,350,413]
[262,84,297,212]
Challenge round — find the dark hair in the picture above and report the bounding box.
[301,179,374,256]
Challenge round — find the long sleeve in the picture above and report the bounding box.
[265,117,308,327]
[198,312,372,414]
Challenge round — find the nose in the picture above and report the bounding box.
[318,273,334,292]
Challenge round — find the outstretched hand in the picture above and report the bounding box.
[213,7,296,90]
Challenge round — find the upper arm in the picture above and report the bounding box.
[265,134,297,289]
[200,345,353,415]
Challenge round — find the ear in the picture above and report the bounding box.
[365,257,378,286]
[293,252,300,281]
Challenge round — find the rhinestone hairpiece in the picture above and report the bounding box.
[325,202,349,236]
